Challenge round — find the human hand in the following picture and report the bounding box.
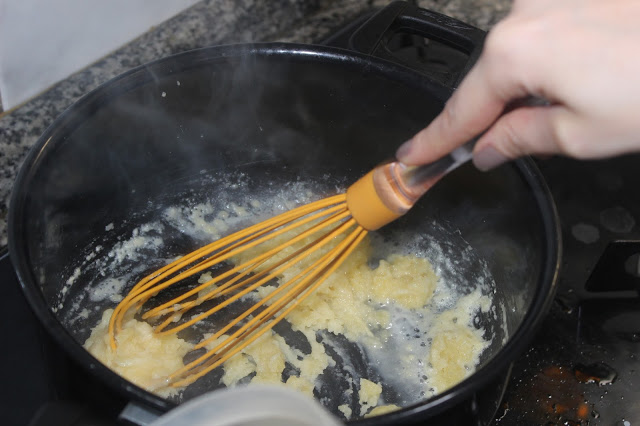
[396,0,640,170]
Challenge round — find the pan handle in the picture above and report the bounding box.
[347,1,485,88]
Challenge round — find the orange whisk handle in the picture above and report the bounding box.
[346,140,475,231]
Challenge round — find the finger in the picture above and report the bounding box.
[395,26,539,167]
[472,105,567,171]
[396,61,505,165]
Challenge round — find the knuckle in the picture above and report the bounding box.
[546,113,593,159]
[482,21,543,100]
[483,24,522,84]
[499,116,524,156]
[510,0,535,12]
[483,20,539,77]
[439,97,476,142]
[484,22,513,60]
[439,99,459,133]
[412,127,430,148]
[552,124,584,158]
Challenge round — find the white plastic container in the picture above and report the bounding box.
[150,385,343,426]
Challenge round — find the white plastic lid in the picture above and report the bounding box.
[150,385,344,426]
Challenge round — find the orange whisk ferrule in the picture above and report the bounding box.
[346,140,475,230]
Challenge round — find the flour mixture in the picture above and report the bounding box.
[61,171,500,420]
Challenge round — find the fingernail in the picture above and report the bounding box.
[473,145,508,171]
[395,139,413,161]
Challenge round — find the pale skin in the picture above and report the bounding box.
[396,0,640,171]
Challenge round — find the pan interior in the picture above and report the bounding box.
[13,45,552,418]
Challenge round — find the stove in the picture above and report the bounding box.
[2,6,639,426]
[494,156,640,425]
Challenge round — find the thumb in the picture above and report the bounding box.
[472,105,566,171]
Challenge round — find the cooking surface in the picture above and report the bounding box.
[1,1,638,425]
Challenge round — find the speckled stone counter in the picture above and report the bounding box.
[0,0,511,248]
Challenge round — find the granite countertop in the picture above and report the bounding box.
[0,0,510,249]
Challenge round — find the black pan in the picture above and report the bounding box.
[8,2,560,424]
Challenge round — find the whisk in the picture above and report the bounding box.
[107,141,475,389]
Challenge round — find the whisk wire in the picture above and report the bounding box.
[152,208,354,337]
[138,203,349,319]
[143,206,348,319]
[108,194,348,349]
[189,217,361,351]
[168,222,367,387]
[153,213,348,334]
[144,207,351,329]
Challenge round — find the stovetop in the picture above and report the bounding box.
[2,8,639,426]
[495,156,640,425]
